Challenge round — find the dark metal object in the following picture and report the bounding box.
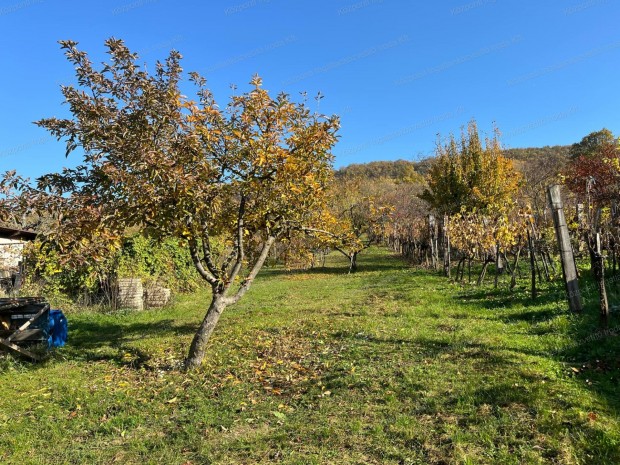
[0,298,50,361]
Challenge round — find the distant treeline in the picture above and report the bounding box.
[502,145,570,161]
[336,145,571,180]
[335,159,420,180]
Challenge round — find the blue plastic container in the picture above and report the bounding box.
[47,310,68,348]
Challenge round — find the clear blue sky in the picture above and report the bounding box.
[1,0,619,180]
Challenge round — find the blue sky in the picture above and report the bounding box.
[1,0,619,180]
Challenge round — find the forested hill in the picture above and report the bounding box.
[335,160,419,180]
[502,145,570,162]
[336,145,571,178]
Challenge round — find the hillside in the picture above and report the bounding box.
[502,145,571,162]
[335,160,419,180]
[336,145,571,179]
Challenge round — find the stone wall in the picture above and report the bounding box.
[117,278,172,310]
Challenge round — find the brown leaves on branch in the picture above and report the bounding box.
[563,131,620,206]
[19,38,339,271]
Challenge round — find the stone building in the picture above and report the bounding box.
[0,226,37,293]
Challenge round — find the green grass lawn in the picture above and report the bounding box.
[1,247,619,464]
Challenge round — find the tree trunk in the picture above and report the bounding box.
[185,293,227,369]
[185,235,276,370]
[456,256,465,282]
[429,214,438,270]
[546,250,556,274]
[587,232,609,327]
[494,245,504,289]
[534,246,544,283]
[577,202,587,253]
[477,259,491,286]
[349,251,358,273]
[443,215,451,278]
[501,252,513,284]
[510,248,521,291]
[540,248,551,281]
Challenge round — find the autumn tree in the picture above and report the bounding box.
[564,129,620,206]
[274,233,331,270]
[563,129,620,307]
[331,161,429,266]
[0,173,45,231]
[300,164,425,271]
[327,176,395,270]
[9,39,339,369]
[568,128,616,159]
[421,120,521,216]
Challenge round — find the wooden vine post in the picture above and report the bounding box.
[443,214,451,278]
[428,214,438,270]
[527,228,537,299]
[547,185,582,313]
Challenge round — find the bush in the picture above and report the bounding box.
[20,234,204,310]
[116,235,203,292]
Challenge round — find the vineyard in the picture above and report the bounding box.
[374,125,620,330]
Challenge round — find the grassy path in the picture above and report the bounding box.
[1,248,619,464]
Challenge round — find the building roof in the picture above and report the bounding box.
[0,226,37,241]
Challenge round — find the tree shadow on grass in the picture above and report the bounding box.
[46,318,199,369]
[329,331,517,368]
[468,380,540,408]
[313,329,620,463]
[466,373,620,462]
[450,274,620,419]
[453,284,567,312]
[552,309,620,410]
[498,307,567,323]
[67,318,197,347]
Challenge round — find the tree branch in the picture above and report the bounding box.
[333,246,352,259]
[220,247,238,276]
[225,235,275,305]
[189,238,218,286]
[224,194,246,292]
[299,226,339,239]
[200,223,220,279]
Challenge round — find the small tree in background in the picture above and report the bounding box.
[327,176,393,271]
